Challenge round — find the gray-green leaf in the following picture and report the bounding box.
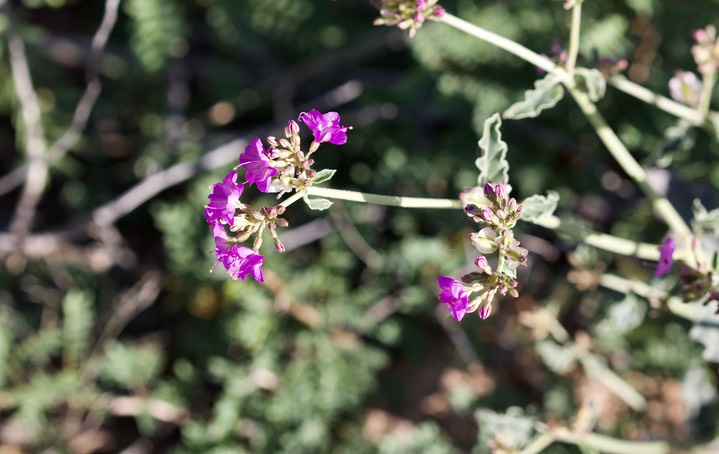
[312,169,336,185]
[475,113,509,185]
[520,191,559,223]
[62,290,93,369]
[574,67,606,102]
[503,74,564,120]
[303,196,333,211]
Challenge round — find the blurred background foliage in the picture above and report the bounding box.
[0,0,718,452]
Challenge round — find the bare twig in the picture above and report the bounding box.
[2,0,48,236]
[0,0,121,199]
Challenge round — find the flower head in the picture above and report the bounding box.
[655,237,675,277]
[373,0,445,38]
[298,110,349,145]
[239,138,278,193]
[669,71,702,107]
[437,276,470,322]
[204,171,243,226]
[692,25,719,75]
[212,223,265,282]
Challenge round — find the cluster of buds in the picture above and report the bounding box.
[692,25,719,75]
[437,183,528,321]
[654,236,719,313]
[372,0,445,38]
[204,110,349,282]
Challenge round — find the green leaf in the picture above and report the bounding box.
[574,67,606,102]
[535,340,577,374]
[312,169,336,185]
[520,191,559,223]
[62,290,93,370]
[303,196,333,211]
[475,113,509,185]
[503,74,564,119]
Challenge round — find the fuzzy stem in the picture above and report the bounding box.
[698,70,717,119]
[307,187,660,259]
[565,1,582,74]
[279,190,306,208]
[438,12,693,239]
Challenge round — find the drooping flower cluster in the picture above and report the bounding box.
[668,71,702,108]
[373,0,445,38]
[204,110,349,282]
[437,183,527,321]
[692,25,719,75]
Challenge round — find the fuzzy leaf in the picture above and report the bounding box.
[520,191,559,222]
[574,67,606,102]
[535,340,577,374]
[62,290,93,370]
[303,196,333,211]
[503,74,564,120]
[312,169,336,185]
[475,113,509,185]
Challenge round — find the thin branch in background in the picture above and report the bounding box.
[2,0,49,236]
[0,0,121,202]
[329,202,384,271]
[89,270,163,360]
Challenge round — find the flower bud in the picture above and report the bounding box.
[279,138,291,149]
[478,300,492,319]
[494,183,505,199]
[483,183,495,200]
[267,136,279,147]
[286,120,300,136]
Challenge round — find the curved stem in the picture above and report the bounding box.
[437,12,694,240]
[568,89,693,238]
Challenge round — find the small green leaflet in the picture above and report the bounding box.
[303,195,333,211]
[312,169,336,185]
[574,67,606,102]
[519,191,559,223]
[503,74,564,120]
[475,113,509,185]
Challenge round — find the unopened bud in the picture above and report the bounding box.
[286,120,300,136]
[478,301,492,319]
[267,136,279,147]
[494,183,506,199]
[279,138,291,149]
[483,183,495,200]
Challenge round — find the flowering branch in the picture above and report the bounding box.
[437,11,693,240]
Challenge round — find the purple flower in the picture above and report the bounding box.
[298,109,349,145]
[437,276,470,322]
[212,223,265,282]
[655,237,675,277]
[204,171,243,226]
[239,138,277,193]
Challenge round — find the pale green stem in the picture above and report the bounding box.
[523,429,669,454]
[279,190,306,208]
[568,89,693,238]
[698,70,718,119]
[609,76,706,124]
[598,273,697,321]
[565,2,582,74]
[438,13,694,240]
[438,13,566,81]
[306,186,463,209]
[520,432,555,454]
[531,215,659,260]
[306,186,661,259]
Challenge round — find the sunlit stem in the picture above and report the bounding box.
[698,70,717,119]
[565,1,582,74]
[437,13,693,240]
[306,186,661,260]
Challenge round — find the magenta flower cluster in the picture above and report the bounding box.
[204,110,349,282]
[438,183,527,322]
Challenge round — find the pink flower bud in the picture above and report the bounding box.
[478,301,492,319]
[475,256,488,269]
[483,183,495,200]
[494,183,505,199]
